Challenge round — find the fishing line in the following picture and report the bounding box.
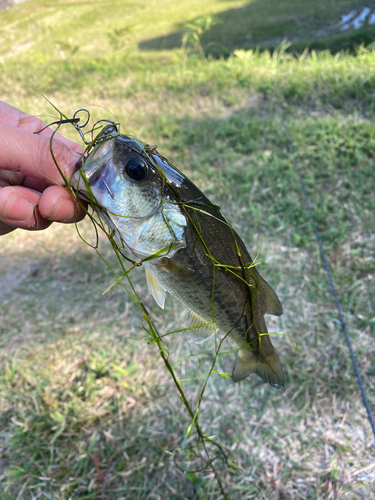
[277,105,375,441]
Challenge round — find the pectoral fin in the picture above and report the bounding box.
[188,310,216,344]
[145,268,166,309]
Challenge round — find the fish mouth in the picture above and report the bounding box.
[71,146,114,201]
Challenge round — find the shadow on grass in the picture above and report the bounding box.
[138,0,375,56]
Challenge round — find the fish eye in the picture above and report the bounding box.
[125,157,148,182]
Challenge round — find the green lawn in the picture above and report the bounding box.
[1,1,375,499]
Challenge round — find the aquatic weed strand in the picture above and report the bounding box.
[36,104,273,498]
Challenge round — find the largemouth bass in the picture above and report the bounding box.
[72,125,285,388]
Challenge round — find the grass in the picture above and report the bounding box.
[1,0,375,499]
[1,0,374,62]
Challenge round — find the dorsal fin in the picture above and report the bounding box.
[188,310,216,344]
[145,268,166,309]
[259,276,283,316]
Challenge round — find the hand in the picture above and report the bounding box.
[0,101,87,236]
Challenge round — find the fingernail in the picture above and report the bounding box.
[2,193,34,222]
[48,198,75,221]
[61,200,76,222]
[74,157,83,171]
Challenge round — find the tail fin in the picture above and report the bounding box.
[232,337,284,388]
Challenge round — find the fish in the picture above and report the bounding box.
[72,124,285,388]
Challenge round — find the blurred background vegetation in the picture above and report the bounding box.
[1,1,375,499]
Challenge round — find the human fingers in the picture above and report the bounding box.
[0,121,81,185]
[38,185,87,224]
[0,168,25,187]
[0,220,16,236]
[0,186,51,234]
[0,101,82,153]
[0,183,87,235]
[0,169,51,194]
